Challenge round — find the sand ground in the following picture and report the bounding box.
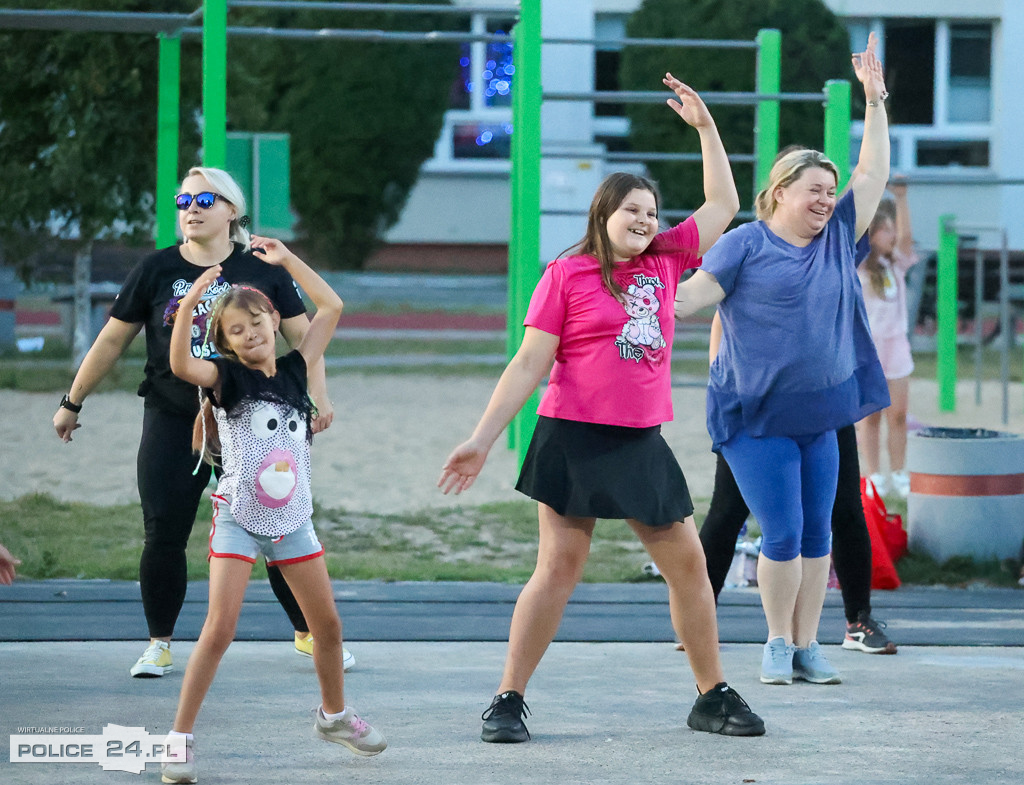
[4,374,1024,514]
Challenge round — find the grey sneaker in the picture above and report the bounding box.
[793,641,842,684]
[160,735,196,784]
[315,706,387,756]
[760,637,796,685]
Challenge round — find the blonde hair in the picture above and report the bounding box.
[861,200,898,297]
[754,149,840,221]
[560,172,661,301]
[184,166,252,250]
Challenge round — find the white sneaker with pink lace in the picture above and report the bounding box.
[314,706,387,756]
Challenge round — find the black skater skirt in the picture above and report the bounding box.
[515,415,694,527]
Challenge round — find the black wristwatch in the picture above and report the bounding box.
[59,394,82,414]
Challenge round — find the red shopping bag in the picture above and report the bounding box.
[860,477,906,590]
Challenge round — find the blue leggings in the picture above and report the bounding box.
[719,429,838,561]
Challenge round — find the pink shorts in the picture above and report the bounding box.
[874,333,914,380]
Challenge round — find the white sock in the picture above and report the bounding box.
[320,706,350,722]
[167,730,193,741]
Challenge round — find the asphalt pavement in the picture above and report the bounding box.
[1,580,1022,785]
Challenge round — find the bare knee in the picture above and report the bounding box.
[199,616,238,654]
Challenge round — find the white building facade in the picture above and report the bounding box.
[382,0,1024,264]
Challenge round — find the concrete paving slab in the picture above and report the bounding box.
[2,641,1022,785]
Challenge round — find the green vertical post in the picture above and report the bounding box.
[937,215,959,411]
[203,0,228,168]
[156,33,181,249]
[823,79,852,189]
[508,2,542,462]
[754,29,781,196]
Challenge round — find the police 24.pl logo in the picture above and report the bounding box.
[10,724,184,774]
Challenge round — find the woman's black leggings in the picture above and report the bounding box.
[137,407,309,638]
[698,423,873,624]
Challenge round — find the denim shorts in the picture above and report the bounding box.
[209,495,324,566]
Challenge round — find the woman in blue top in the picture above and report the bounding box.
[674,33,891,686]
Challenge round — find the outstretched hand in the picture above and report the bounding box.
[0,543,20,585]
[437,439,489,495]
[663,73,713,129]
[852,31,887,103]
[250,235,294,266]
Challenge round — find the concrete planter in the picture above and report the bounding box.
[907,427,1024,562]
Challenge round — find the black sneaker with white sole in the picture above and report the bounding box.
[481,690,531,743]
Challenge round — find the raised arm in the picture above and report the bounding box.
[889,176,914,257]
[168,266,222,388]
[250,236,343,370]
[848,31,891,238]
[663,74,740,255]
[53,317,142,442]
[438,327,559,495]
[675,270,726,320]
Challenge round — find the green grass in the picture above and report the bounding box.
[3,492,1020,587]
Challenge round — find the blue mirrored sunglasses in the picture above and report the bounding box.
[175,191,222,210]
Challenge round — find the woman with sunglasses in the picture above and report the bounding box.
[52,167,348,678]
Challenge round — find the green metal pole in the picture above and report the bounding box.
[823,79,852,189]
[203,0,228,168]
[508,2,542,463]
[754,29,780,197]
[156,33,181,249]
[937,214,959,411]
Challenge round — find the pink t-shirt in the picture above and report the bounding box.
[857,248,919,340]
[525,217,701,427]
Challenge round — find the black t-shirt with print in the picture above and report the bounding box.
[109,244,306,417]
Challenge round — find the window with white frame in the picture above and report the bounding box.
[428,13,516,170]
[847,18,994,171]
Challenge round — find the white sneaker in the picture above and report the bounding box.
[869,472,890,496]
[890,469,910,498]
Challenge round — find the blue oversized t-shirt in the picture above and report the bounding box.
[700,191,889,449]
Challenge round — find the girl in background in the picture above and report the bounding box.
[856,179,918,498]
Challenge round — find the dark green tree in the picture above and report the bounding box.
[230,1,460,268]
[0,0,200,363]
[620,0,851,214]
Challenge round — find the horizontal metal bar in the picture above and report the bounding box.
[952,224,1007,233]
[543,36,757,49]
[174,24,504,42]
[541,151,756,164]
[543,90,826,105]
[177,24,511,43]
[229,1,519,14]
[0,9,191,34]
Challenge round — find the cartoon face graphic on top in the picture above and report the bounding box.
[217,398,312,536]
[246,402,306,508]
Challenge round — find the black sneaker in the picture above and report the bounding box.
[687,683,765,737]
[842,611,897,654]
[481,690,531,743]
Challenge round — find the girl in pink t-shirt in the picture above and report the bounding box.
[438,74,764,743]
[855,180,918,497]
